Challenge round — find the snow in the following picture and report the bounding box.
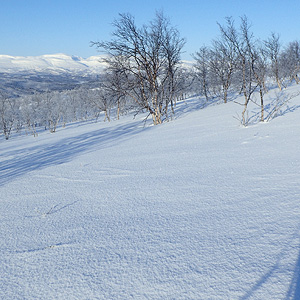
[1,85,300,299]
[0,54,106,73]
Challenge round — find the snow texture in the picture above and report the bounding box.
[1,85,300,299]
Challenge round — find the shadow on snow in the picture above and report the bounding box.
[0,121,149,186]
[240,226,300,300]
[285,249,300,299]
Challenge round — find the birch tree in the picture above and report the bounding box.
[192,46,211,101]
[218,16,259,125]
[280,40,300,84]
[209,38,236,103]
[91,12,185,125]
[0,93,18,139]
[264,33,282,90]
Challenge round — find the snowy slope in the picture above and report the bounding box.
[0,54,106,73]
[1,86,300,299]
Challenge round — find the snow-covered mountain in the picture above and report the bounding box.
[0,53,106,74]
[0,54,107,97]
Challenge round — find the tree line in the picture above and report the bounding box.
[0,86,136,139]
[193,16,300,125]
[1,13,300,139]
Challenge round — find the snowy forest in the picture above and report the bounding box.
[1,13,300,140]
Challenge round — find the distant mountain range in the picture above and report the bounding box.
[0,54,108,96]
[0,53,106,74]
[0,54,193,97]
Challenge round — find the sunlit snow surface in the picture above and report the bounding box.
[1,86,300,299]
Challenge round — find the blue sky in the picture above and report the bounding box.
[1,0,299,60]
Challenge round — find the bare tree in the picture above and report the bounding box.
[65,89,81,122]
[20,94,40,137]
[88,85,113,122]
[0,93,19,140]
[280,40,300,84]
[91,12,185,125]
[209,38,236,103]
[100,69,127,120]
[264,32,282,90]
[218,16,259,125]
[160,15,186,117]
[254,45,268,121]
[39,91,63,133]
[192,46,211,101]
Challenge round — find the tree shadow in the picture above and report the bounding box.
[264,101,300,122]
[244,101,300,126]
[25,200,80,218]
[240,256,281,300]
[0,120,149,186]
[285,249,300,299]
[172,95,222,120]
[240,227,300,300]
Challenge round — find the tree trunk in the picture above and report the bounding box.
[259,86,264,122]
[152,108,162,125]
[223,87,228,104]
[117,100,120,120]
[276,75,282,91]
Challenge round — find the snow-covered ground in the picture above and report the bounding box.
[1,85,300,299]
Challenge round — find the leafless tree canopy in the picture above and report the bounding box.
[91,12,186,125]
[192,16,299,125]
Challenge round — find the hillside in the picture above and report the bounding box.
[0,85,300,299]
